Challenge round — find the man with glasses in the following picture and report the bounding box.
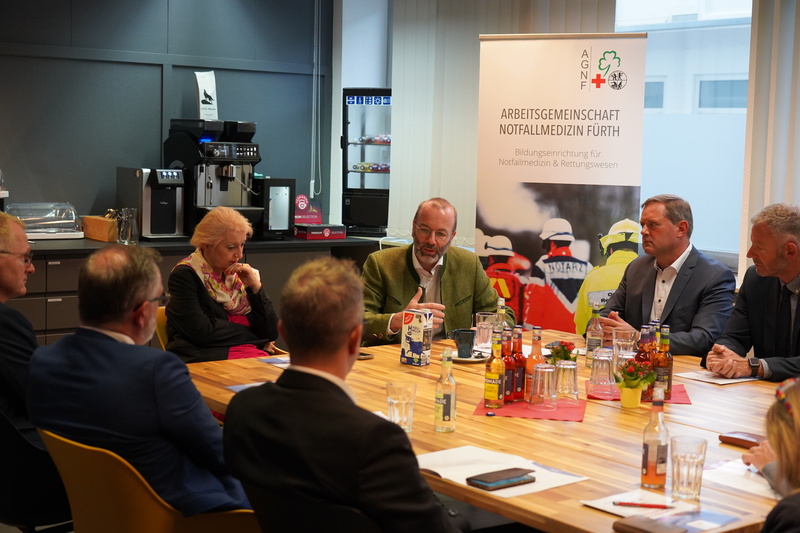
[0,212,39,444]
[28,245,250,516]
[362,197,513,345]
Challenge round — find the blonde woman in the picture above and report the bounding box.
[758,378,800,532]
[166,207,278,363]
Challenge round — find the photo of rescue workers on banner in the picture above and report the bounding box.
[475,182,640,335]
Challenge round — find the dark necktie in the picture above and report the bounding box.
[775,285,793,356]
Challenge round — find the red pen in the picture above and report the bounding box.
[612,502,674,509]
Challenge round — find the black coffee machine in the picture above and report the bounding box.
[163,119,265,237]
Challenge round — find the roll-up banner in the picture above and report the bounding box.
[476,33,647,334]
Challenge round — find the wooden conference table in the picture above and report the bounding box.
[188,331,777,533]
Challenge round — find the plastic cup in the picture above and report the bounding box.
[386,382,416,432]
[671,436,707,500]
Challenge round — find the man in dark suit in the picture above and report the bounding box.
[223,256,466,532]
[0,212,39,445]
[28,245,249,516]
[707,203,800,381]
[600,194,736,356]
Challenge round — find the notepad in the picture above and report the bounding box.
[417,445,587,497]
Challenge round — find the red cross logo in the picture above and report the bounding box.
[592,74,606,89]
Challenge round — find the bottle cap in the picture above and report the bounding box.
[441,347,453,362]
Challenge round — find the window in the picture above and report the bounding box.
[616,0,752,259]
[644,81,664,109]
[698,79,747,109]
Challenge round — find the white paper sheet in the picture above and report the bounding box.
[416,445,587,498]
[675,370,758,385]
[581,488,698,518]
[702,460,778,500]
[258,356,290,369]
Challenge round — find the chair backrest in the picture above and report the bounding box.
[39,429,259,533]
[0,413,71,529]
[156,305,168,349]
[242,481,382,533]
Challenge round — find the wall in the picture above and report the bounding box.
[0,0,333,219]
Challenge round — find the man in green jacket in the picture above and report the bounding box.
[361,197,514,345]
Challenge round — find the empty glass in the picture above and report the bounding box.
[473,312,496,354]
[528,363,556,411]
[616,349,636,373]
[555,360,579,407]
[117,207,139,245]
[386,382,416,432]
[588,349,616,400]
[671,436,708,500]
[613,328,637,368]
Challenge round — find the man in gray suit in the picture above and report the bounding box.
[600,194,735,356]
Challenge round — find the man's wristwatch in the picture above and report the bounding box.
[748,357,761,378]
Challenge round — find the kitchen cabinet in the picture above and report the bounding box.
[6,238,378,348]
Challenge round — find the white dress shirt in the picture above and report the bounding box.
[650,244,693,322]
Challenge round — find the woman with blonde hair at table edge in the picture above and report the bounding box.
[166,206,278,363]
[758,378,800,532]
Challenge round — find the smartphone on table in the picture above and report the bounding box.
[465,468,535,491]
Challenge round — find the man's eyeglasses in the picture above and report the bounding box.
[146,292,171,306]
[414,224,451,242]
[0,250,34,266]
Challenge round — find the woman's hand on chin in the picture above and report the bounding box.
[226,263,262,292]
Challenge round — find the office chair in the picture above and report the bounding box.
[0,413,72,533]
[156,306,168,349]
[242,481,381,533]
[39,430,260,533]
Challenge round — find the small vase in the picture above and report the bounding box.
[619,387,642,409]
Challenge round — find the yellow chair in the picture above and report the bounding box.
[39,430,260,533]
[155,306,168,350]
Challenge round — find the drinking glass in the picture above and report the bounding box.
[671,436,707,500]
[555,360,579,407]
[528,363,556,411]
[473,312,496,354]
[386,382,416,432]
[616,349,637,373]
[613,328,637,368]
[117,207,139,245]
[588,349,616,400]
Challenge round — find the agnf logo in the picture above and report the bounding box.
[598,51,627,90]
